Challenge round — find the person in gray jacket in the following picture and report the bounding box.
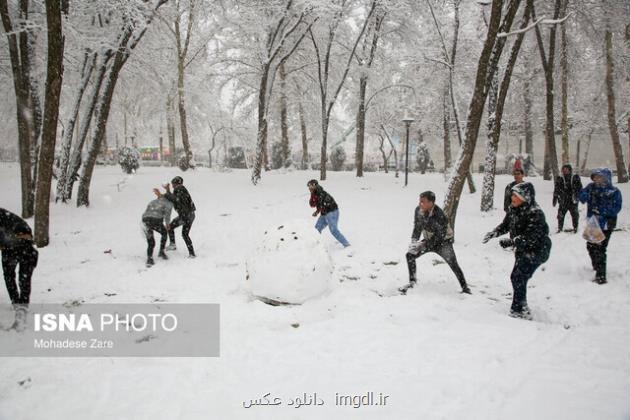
[142,191,173,266]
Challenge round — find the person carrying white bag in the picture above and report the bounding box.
[578,168,623,284]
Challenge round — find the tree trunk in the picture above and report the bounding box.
[480,74,499,212]
[63,53,110,202]
[77,29,133,207]
[534,0,561,180]
[1,0,36,218]
[34,0,65,247]
[252,64,270,184]
[354,11,384,178]
[279,63,290,167]
[56,53,95,202]
[320,112,329,181]
[177,60,192,167]
[380,124,399,177]
[355,75,368,177]
[442,83,452,174]
[166,94,177,166]
[523,67,534,164]
[299,100,308,170]
[560,0,570,165]
[177,61,193,167]
[575,135,581,170]
[480,2,530,212]
[580,129,593,173]
[443,0,513,228]
[378,134,392,173]
[604,28,629,183]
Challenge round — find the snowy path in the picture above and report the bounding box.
[0,164,629,419]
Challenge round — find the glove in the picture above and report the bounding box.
[499,238,514,248]
[482,231,497,244]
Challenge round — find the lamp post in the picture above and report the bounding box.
[402,114,415,187]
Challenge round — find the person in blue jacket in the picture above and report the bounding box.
[578,168,622,284]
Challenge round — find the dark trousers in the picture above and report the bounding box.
[557,203,579,230]
[587,229,613,280]
[2,245,38,305]
[510,253,543,313]
[406,242,468,289]
[168,212,195,255]
[143,217,167,258]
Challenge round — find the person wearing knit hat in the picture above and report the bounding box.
[553,164,583,233]
[483,182,552,319]
[503,160,527,212]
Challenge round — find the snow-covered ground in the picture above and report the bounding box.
[1,163,629,420]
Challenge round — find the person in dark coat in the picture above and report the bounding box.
[141,191,173,266]
[0,208,38,310]
[553,164,583,232]
[578,168,622,284]
[483,182,552,319]
[307,180,350,247]
[400,191,471,295]
[504,162,525,212]
[153,176,196,257]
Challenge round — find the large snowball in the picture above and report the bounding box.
[246,219,333,305]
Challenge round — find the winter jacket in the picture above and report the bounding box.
[578,168,622,230]
[142,198,173,225]
[164,185,196,217]
[504,181,519,212]
[493,183,552,263]
[309,185,338,215]
[553,173,583,207]
[411,204,454,250]
[0,208,33,249]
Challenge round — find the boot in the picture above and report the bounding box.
[158,250,168,260]
[11,305,28,332]
[146,256,155,267]
[166,243,177,251]
[461,286,472,295]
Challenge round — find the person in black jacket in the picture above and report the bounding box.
[0,208,38,307]
[400,191,471,295]
[307,180,350,247]
[483,182,552,319]
[553,164,583,233]
[154,176,196,257]
[504,165,525,212]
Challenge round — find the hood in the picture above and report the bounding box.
[590,168,613,186]
[511,182,536,205]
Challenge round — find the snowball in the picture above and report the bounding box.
[246,219,333,305]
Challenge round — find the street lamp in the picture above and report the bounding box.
[402,113,415,187]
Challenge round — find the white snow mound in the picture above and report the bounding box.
[246,219,333,304]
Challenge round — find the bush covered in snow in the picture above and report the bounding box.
[177,152,196,171]
[271,142,292,169]
[117,146,140,174]
[226,146,247,169]
[330,146,346,171]
[246,220,333,305]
